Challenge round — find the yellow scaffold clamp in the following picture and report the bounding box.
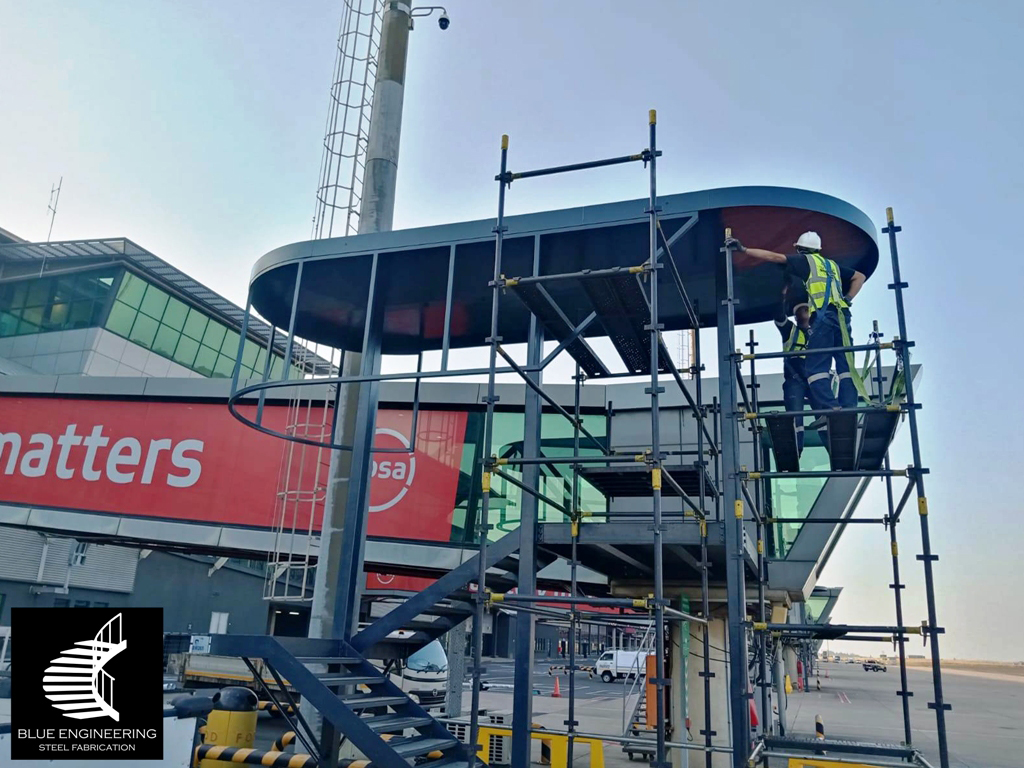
[735,500,744,520]
[651,468,662,491]
[482,471,491,493]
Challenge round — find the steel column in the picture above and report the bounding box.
[645,110,669,768]
[719,231,751,766]
[472,134,510,763]
[511,236,544,764]
[883,207,949,767]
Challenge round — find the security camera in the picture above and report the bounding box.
[438,11,450,29]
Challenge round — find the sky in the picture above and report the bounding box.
[1,0,1022,661]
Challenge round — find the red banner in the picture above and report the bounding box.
[0,397,466,542]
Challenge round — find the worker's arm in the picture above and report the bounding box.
[845,270,866,301]
[725,238,787,265]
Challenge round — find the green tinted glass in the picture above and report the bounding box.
[0,312,19,336]
[173,335,199,367]
[202,321,227,350]
[162,297,188,331]
[194,345,218,377]
[128,313,159,348]
[117,273,147,308]
[220,329,240,357]
[152,325,180,358]
[68,300,98,329]
[213,354,235,378]
[9,282,28,308]
[241,340,259,368]
[182,308,208,341]
[106,301,137,337]
[26,279,51,306]
[270,355,284,378]
[139,284,169,320]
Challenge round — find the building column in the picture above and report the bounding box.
[783,646,799,692]
[683,615,733,768]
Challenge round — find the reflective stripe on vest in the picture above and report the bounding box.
[805,253,848,312]
[783,323,807,357]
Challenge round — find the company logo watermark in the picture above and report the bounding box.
[370,427,416,512]
[12,607,163,760]
[42,612,127,722]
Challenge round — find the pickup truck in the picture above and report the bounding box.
[862,661,887,672]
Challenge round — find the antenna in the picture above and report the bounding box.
[46,177,62,242]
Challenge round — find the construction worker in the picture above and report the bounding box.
[726,232,866,412]
[776,283,811,452]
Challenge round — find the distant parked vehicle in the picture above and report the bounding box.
[863,661,887,672]
[597,650,650,683]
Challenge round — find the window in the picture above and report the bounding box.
[0,268,118,339]
[73,600,90,608]
[70,541,89,566]
[92,602,108,608]
[53,598,70,608]
[209,611,229,633]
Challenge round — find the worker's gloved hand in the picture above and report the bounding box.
[725,237,745,252]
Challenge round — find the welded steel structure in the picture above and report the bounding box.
[227,115,949,768]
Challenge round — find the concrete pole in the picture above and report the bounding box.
[309,0,412,642]
[305,2,412,753]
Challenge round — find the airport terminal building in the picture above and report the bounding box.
[0,223,866,647]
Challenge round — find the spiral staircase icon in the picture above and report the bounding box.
[42,613,126,721]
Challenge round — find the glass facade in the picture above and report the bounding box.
[450,411,608,545]
[768,440,830,558]
[105,272,286,379]
[0,265,295,380]
[0,268,116,338]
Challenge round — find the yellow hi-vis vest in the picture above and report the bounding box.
[783,323,807,357]
[805,252,849,312]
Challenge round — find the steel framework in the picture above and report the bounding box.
[228,113,950,768]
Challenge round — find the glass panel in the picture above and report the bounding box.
[152,325,180,358]
[220,329,240,357]
[769,443,829,558]
[26,279,51,306]
[270,355,284,378]
[139,284,169,320]
[45,302,69,330]
[0,311,20,336]
[16,318,39,335]
[128,313,159,348]
[117,272,147,308]
[9,282,29,308]
[194,345,218,377]
[163,296,188,331]
[254,347,267,375]
[182,308,209,341]
[68,300,99,329]
[241,339,259,368]
[213,354,235,378]
[173,335,200,368]
[20,305,44,327]
[106,301,137,337]
[202,321,227,350]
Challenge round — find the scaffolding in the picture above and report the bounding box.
[466,120,950,768]
[226,112,951,768]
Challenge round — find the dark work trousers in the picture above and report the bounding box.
[782,370,811,453]
[804,306,856,410]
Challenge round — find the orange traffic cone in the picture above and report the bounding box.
[552,677,562,698]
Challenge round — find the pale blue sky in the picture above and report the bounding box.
[1,1,1021,660]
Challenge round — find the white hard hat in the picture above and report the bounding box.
[795,231,822,251]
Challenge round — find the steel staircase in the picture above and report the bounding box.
[211,531,534,767]
[212,633,471,768]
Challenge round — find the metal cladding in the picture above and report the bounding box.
[248,187,878,353]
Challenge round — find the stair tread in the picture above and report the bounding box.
[316,673,380,685]
[296,656,361,664]
[390,736,460,757]
[340,694,409,709]
[363,713,433,732]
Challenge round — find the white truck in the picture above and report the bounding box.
[596,649,649,683]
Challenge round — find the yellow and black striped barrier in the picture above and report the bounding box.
[271,731,297,753]
[195,744,317,767]
[258,701,296,716]
[546,664,596,678]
